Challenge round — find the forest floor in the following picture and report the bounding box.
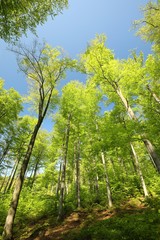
[13,198,160,240]
[15,208,116,240]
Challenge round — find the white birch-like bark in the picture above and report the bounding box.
[101,152,113,208]
[130,143,148,197]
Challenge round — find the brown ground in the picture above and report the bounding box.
[16,200,146,240]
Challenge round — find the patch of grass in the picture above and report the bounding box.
[63,209,160,240]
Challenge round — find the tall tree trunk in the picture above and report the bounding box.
[58,114,71,219]
[4,159,20,194]
[93,158,99,195]
[130,143,148,197]
[56,161,62,197]
[116,88,137,120]
[116,86,160,173]
[143,139,160,169]
[0,169,8,193]
[147,84,160,104]
[0,141,10,165]
[101,152,113,208]
[75,139,81,209]
[30,157,40,188]
[2,119,42,240]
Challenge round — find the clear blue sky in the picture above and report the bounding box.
[0,0,151,130]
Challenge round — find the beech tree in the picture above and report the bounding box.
[51,81,102,217]
[2,43,73,240]
[0,116,37,193]
[80,35,160,173]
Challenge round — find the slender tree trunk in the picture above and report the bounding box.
[56,162,62,197]
[75,139,81,209]
[101,152,113,208]
[30,157,41,188]
[130,143,148,197]
[4,159,20,193]
[143,139,160,171]
[130,151,137,173]
[116,88,137,120]
[3,168,15,194]
[53,163,62,210]
[93,158,99,194]
[58,114,71,219]
[0,169,8,193]
[0,142,10,165]
[29,166,34,181]
[116,86,160,173]
[2,119,42,240]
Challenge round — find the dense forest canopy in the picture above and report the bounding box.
[0,1,160,240]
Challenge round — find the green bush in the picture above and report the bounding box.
[0,193,11,234]
[63,210,160,240]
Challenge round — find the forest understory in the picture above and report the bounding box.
[1,191,160,240]
[15,206,160,240]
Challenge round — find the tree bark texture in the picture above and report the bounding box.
[2,120,42,240]
[30,156,41,188]
[130,143,148,197]
[56,162,62,197]
[58,114,71,219]
[75,139,81,208]
[116,86,160,173]
[4,159,20,194]
[143,139,160,172]
[101,152,113,208]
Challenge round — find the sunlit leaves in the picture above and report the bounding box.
[0,0,68,42]
[0,79,22,133]
[135,2,160,45]
[18,43,74,116]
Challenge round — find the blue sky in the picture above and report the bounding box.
[0,0,151,130]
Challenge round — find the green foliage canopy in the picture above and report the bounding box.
[0,79,22,133]
[0,0,68,42]
[135,1,160,52]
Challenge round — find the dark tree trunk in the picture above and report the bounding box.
[0,141,10,165]
[30,157,41,188]
[4,159,20,193]
[0,169,8,193]
[58,114,71,220]
[2,119,42,240]
[56,161,62,197]
[75,139,81,208]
